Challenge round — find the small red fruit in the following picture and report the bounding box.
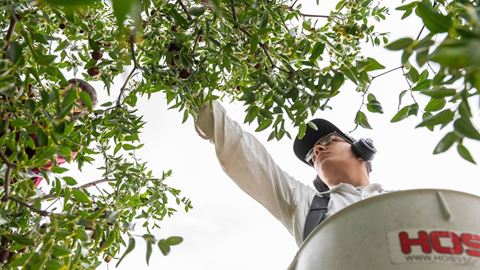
[179,68,191,79]
[91,51,103,60]
[168,42,181,52]
[104,255,113,263]
[87,67,100,77]
[0,249,9,264]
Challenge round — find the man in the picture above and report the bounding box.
[195,101,387,246]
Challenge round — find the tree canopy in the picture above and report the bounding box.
[0,0,479,269]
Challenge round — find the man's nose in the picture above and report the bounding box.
[313,145,326,159]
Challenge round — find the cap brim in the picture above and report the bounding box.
[293,119,355,167]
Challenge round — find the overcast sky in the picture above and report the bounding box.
[87,2,480,269]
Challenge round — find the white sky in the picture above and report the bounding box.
[83,2,480,269]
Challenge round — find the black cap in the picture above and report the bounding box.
[293,118,355,167]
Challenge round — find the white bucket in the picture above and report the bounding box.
[289,189,480,270]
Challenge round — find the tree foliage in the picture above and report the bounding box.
[0,0,479,268]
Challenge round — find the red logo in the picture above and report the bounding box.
[399,230,480,257]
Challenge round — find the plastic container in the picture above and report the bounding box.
[289,189,480,270]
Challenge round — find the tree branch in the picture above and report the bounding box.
[191,29,202,55]
[116,38,139,107]
[1,166,12,202]
[297,12,331,19]
[230,0,237,22]
[415,25,426,40]
[371,65,403,80]
[176,0,192,21]
[3,13,21,54]
[0,151,15,168]
[79,178,115,189]
[10,197,50,216]
[289,0,299,9]
[40,178,116,201]
[226,2,290,74]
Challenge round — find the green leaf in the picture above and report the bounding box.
[54,40,69,52]
[433,132,457,154]
[457,143,476,164]
[421,87,456,98]
[407,67,419,82]
[331,72,344,92]
[412,79,431,91]
[166,236,183,245]
[340,66,358,84]
[366,94,383,114]
[52,245,70,257]
[79,91,93,111]
[391,104,419,122]
[44,0,99,6]
[458,99,472,118]
[453,118,480,140]
[168,7,189,29]
[250,34,259,54]
[10,119,30,128]
[424,98,446,112]
[158,239,170,256]
[244,106,259,124]
[116,237,136,267]
[188,6,206,16]
[416,0,452,33]
[61,89,77,117]
[114,143,122,155]
[367,100,383,114]
[354,111,372,129]
[416,109,454,128]
[72,189,92,204]
[37,55,56,65]
[112,0,133,25]
[9,234,34,246]
[309,42,325,62]
[146,240,153,265]
[255,118,272,132]
[122,144,136,150]
[357,57,385,72]
[385,38,414,50]
[307,122,318,131]
[297,122,307,139]
[63,176,78,186]
[416,47,430,67]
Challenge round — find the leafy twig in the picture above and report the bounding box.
[289,0,299,9]
[350,84,372,133]
[40,178,116,201]
[230,0,237,22]
[229,3,290,74]
[79,178,115,189]
[10,197,50,216]
[3,13,20,53]
[116,38,139,107]
[297,12,332,19]
[0,151,15,168]
[415,25,426,40]
[176,0,192,21]
[371,65,403,80]
[1,166,12,202]
[191,28,202,55]
[401,67,418,104]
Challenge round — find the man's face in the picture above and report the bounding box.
[309,133,363,186]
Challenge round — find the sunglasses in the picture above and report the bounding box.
[304,131,349,164]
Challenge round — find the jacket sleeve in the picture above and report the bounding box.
[195,101,315,245]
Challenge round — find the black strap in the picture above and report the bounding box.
[303,193,330,241]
